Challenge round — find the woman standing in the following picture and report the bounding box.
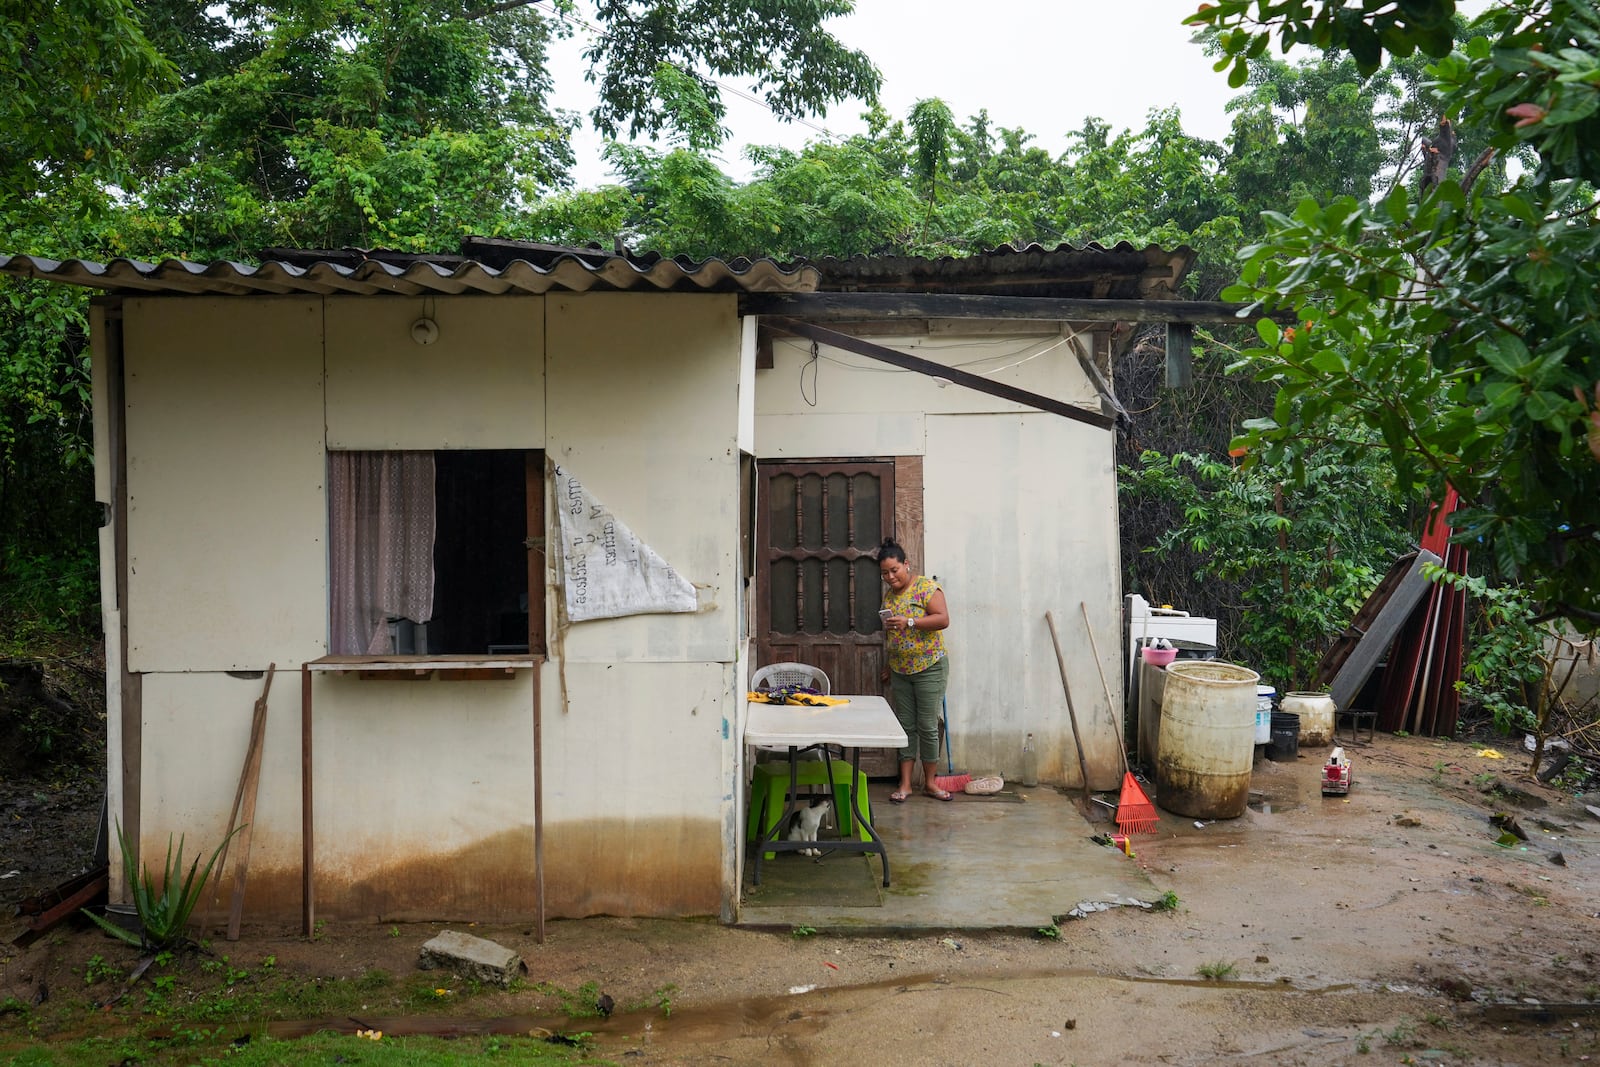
[878,538,952,802]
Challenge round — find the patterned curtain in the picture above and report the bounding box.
[328,452,436,655]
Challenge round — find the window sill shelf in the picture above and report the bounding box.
[307,654,544,680]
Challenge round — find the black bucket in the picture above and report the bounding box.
[1268,711,1300,761]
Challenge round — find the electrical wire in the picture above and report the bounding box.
[800,341,820,405]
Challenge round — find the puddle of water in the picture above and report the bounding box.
[1246,778,1304,815]
[256,971,1366,1055]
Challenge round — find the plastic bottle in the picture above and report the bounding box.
[1021,732,1039,788]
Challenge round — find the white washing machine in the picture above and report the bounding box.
[1123,593,1219,720]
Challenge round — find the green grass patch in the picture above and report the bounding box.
[1,1031,603,1066]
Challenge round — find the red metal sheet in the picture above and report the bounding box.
[1430,542,1470,737]
[1377,587,1436,733]
[1420,486,1459,557]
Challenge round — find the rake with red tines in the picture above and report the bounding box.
[1116,772,1160,835]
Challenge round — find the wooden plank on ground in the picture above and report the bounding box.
[10,868,108,948]
[208,668,272,926]
[226,665,274,941]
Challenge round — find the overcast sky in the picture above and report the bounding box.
[547,1,1241,188]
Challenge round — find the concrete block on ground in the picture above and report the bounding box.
[418,929,525,988]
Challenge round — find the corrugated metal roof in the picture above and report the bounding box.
[0,240,1194,302]
[464,238,1196,300]
[806,242,1196,301]
[0,249,821,297]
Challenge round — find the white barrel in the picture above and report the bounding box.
[1281,692,1336,747]
[1254,685,1275,744]
[1156,661,1261,819]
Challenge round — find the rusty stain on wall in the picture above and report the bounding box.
[202,819,723,924]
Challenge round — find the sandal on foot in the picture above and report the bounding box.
[888,790,910,804]
[925,788,953,802]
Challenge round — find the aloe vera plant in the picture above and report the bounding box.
[83,821,239,951]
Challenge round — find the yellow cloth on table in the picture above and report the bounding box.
[745,691,850,706]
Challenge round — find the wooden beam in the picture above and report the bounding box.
[1166,322,1195,389]
[743,291,1294,325]
[766,317,1114,430]
[755,325,775,369]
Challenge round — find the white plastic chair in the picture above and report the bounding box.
[751,662,832,764]
[751,662,831,695]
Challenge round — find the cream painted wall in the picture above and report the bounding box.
[116,290,746,920]
[123,298,328,671]
[925,413,1124,791]
[756,412,926,458]
[325,296,544,449]
[753,327,1124,789]
[540,293,743,916]
[540,660,730,820]
[138,668,549,919]
[139,670,313,862]
[545,293,742,666]
[757,326,1096,420]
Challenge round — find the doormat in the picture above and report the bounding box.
[958,790,1026,803]
[742,853,883,908]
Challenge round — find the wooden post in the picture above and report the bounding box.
[301,663,314,937]
[1165,322,1194,389]
[532,658,545,944]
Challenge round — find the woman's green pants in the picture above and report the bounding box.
[889,655,949,762]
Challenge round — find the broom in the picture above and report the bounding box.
[1115,773,1160,835]
[1080,602,1159,835]
[930,696,972,793]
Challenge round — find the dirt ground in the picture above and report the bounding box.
[4,664,1600,1064]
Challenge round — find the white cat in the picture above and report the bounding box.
[785,797,832,857]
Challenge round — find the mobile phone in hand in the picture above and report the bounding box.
[878,609,893,622]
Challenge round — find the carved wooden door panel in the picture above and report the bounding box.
[756,461,895,701]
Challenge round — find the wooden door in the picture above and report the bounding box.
[756,461,894,698]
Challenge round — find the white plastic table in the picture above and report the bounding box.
[745,694,907,886]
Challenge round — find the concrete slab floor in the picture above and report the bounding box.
[738,783,1158,932]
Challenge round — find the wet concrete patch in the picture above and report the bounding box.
[739,786,1155,930]
[741,854,882,909]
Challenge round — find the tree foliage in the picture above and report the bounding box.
[0,0,166,634]
[1,0,174,196]
[585,0,879,144]
[1191,0,1600,627]
[3,0,1511,696]
[1122,446,1418,688]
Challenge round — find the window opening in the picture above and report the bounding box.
[328,449,542,656]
